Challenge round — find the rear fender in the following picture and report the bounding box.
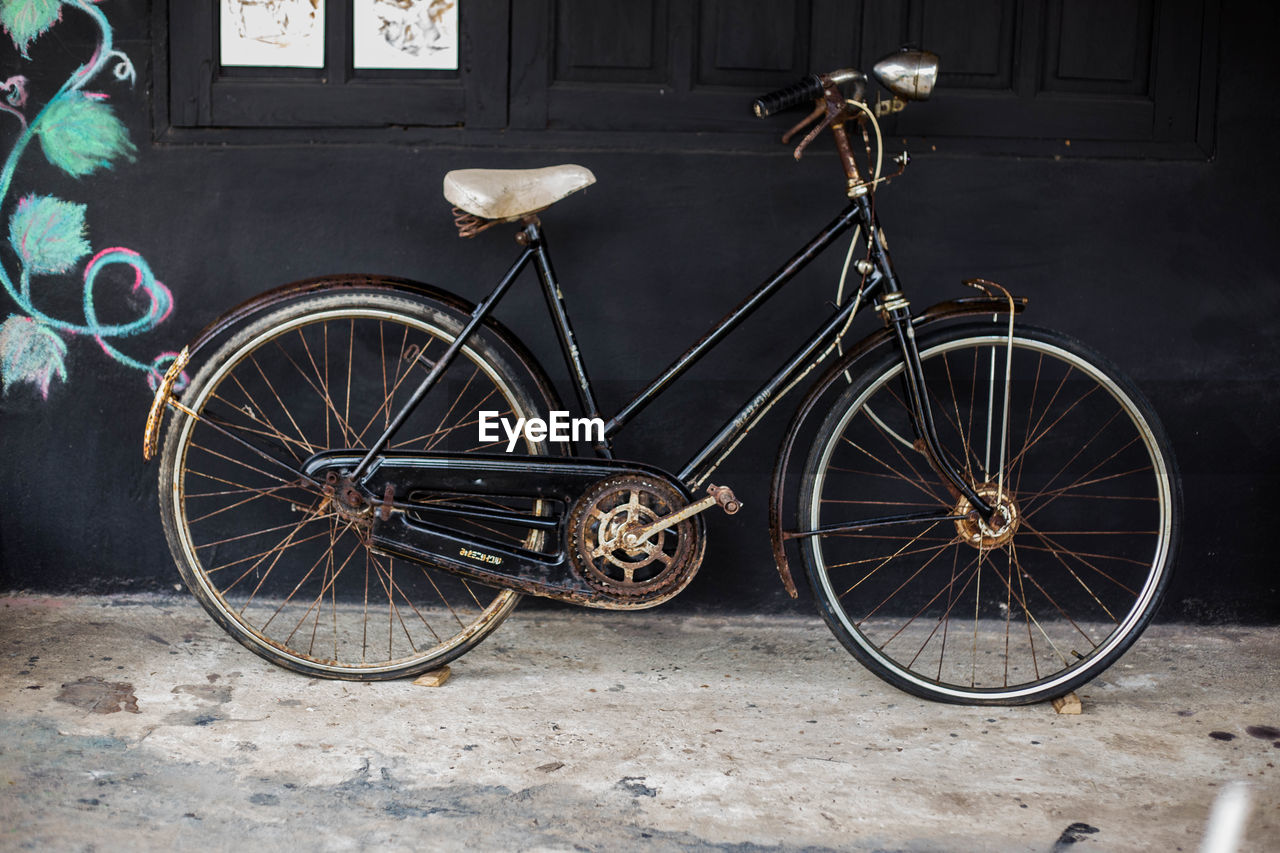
[143,274,561,460]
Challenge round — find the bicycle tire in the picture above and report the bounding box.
[158,289,558,680]
[798,323,1180,704]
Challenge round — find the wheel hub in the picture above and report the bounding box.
[322,471,372,525]
[953,483,1019,549]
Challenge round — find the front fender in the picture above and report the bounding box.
[767,293,1027,598]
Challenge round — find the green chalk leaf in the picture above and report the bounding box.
[0,0,63,58]
[8,193,91,276]
[37,91,136,178]
[0,314,68,398]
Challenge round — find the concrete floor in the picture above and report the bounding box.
[0,594,1276,852]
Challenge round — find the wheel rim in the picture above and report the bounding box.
[807,334,1173,701]
[168,305,541,676]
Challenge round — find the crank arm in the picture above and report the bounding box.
[621,484,741,549]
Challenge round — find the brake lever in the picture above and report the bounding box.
[791,80,854,161]
[782,103,824,145]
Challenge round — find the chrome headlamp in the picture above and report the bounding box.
[872,49,940,101]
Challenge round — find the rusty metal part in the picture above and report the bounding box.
[319,471,373,525]
[625,484,742,548]
[791,78,860,165]
[142,347,190,460]
[514,214,542,246]
[767,293,1029,599]
[824,78,867,192]
[831,119,863,189]
[953,483,1020,549]
[567,476,702,599]
[782,103,825,145]
[875,95,907,117]
[380,483,395,522]
[707,484,742,515]
[452,207,501,238]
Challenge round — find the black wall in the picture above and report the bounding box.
[1,1,1277,622]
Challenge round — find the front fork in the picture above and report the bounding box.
[855,196,997,520]
[885,299,996,518]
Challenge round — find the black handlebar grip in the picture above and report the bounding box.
[752,74,824,118]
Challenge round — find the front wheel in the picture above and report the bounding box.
[798,323,1179,705]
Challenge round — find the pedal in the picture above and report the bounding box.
[706,484,742,515]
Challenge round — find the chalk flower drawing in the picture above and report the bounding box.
[0,0,176,398]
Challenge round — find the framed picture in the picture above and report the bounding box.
[220,0,325,68]
[353,0,459,71]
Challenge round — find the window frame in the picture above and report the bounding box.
[152,0,1219,160]
[161,0,507,131]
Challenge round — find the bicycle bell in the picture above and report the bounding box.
[872,48,940,101]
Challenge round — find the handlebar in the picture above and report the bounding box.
[752,74,824,118]
[752,57,932,189]
[752,70,867,118]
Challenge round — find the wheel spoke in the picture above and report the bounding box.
[248,355,317,458]
[165,297,539,677]
[804,331,1173,701]
[839,521,948,600]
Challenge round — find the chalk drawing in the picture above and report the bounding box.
[0,0,179,398]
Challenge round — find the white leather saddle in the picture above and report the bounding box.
[443,165,596,221]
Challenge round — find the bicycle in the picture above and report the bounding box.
[142,49,1179,705]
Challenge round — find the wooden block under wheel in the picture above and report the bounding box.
[413,666,452,688]
[1051,692,1083,715]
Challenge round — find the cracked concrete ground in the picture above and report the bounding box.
[0,594,1276,851]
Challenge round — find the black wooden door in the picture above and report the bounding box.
[164,0,1216,157]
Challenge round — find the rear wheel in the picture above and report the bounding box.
[159,290,557,680]
[798,324,1179,704]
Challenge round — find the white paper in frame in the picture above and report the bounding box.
[220,0,326,68]
[353,0,459,70]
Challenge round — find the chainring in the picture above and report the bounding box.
[567,475,703,599]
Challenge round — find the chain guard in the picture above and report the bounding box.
[568,475,704,599]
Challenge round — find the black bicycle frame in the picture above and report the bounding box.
[351,193,995,517]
